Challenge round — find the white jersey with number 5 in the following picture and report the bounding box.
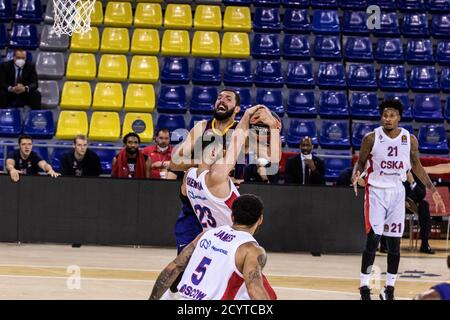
[367,126,411,188]
[185,168,239,230]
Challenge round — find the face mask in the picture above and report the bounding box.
[157,145,168,152]
[15,59,25,68]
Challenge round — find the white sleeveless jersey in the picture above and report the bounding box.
[185,168,239,230]
[367,127,411,188]
[177,225,257,300]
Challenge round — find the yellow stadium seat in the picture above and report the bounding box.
[136,0,162,2]
[191,31,220,57]
[100,27,130,54]
[89,112,121,141]
[221,32,250,58]
[124,84,155,113]
[194,5,222,31]
[92,83,124,111]
[130,29,160,55]
[56,111,89,140]
[164,4,192,29]
[60,81,92,110]
[134,3,162,28]
[223,6,251,32]
[129,55,159,83]
[90,1,103,27]
[122,113,154,143]
[161,30,190,56]
[70,27,100,53]
[103,2,132,27]
[66,53,97,81]
[98,54,128,82]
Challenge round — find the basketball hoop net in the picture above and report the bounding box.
[53,0,96,36]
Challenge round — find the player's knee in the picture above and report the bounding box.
[365,230,381,253]
[386,236,400,255]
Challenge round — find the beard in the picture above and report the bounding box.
[126,147,138,155]
[214,106,235,121]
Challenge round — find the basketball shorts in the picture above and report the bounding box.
[364,185,405,238]
[174,211,202,254]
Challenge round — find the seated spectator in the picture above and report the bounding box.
[5,134,60,182]
[0,48,41,109]
[112,132,151,179]
[284,137,325,185]
[143,128,177,180]
[60,134,102,177]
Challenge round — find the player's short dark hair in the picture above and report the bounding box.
[73,134,87,144]
[156,128,170,137]
[232,194,264,226]
[219,89,240,107]
[18,134,33,144]
[123,132,141,144]
[380,99,403,117]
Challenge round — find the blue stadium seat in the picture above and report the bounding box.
[23,110,55,139]
[287,119,318,148]
[432,14,450,38]
[229,87,252,114]
[398,0,427,11]
[344,37,373,62]
[318,91,349,119]
[349,92,379,120]
[192,58,221,86]
[352,122,378,150]
[190,86,217,115]
[441,67,450,92]
[9,24,38,49]
[375,38,404,63]
[14,0,43,23]
[223,59,253,86]
[224,0,252,5]
[338,0,367,10]
[283,9,310,34]
[90,143,117,174]
[317,63,346,89]
[409,66,440,93]
[444,96,450,120]
[255,89,284,116]
[418,124,449,154]
[157,85,187,114]
[319,120,351,149]
[406,39,434,65]
[311,0,338,8]
[253,60,283,88]
[5,48,32,61]
[413,94,444,122]
[253,0,281,7]
[372,12,400,37]
[283,34,310,60]
[160,57,189,84]
[251,33,281,59]
[281,0,310,7]
[367,0,396,10]
[286,91,317,118]
[400,123,414,134]
[347,64,377,91]
[189,114,210,130]
[155,114,187,143]
[33,145,49,162]
[324,156,352,182]
[50,142,72,172]
[0,109,22,137]
[0,140,14,169]
[312,10,340,34]
[379,65,408,91]
[342,11,369,35]
[286,61,315,88]
[402,13,429,37]
[0,0,12,22]
[436,40,450,65]
[253,7,281,32]
[384,93,413,121]
[429,0,450,12]
[313,35,341,61]
[0,24,7,49]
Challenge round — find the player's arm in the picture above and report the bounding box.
[351,132,374,195]
[149,231,205,300]
[242,244,271,300]
[170,120,207,172]
[414,289,441,300]
[6,158,20,182]
[424,163,450,175]
[38,160,60,178]
[410,135,446,213]
[145,157,151,179]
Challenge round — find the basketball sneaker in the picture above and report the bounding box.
[379,285,395,300]
[359,286,371,300]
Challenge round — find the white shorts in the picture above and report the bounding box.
[364,185,405,238]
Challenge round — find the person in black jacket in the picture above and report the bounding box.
[284,136,325,185]
[0,48,41,109]
[60,135,102,176]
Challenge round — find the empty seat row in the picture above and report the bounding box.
[0,0,43,23]
[0,109,54,139]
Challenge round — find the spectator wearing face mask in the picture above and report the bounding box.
[0,48,41,109]
[143,128,177,180]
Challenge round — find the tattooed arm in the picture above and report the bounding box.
[352,132,375,196]
[242,244,270,300]
[410,135,446,213]
[149,232,204,300]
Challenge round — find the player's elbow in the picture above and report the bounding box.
[247,283,270,300]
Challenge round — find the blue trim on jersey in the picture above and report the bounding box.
[432,282,450,300]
